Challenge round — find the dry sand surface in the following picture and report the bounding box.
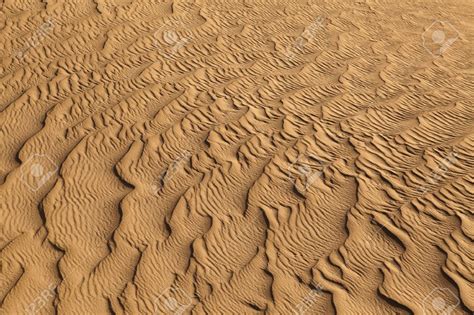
[0,0,473,314]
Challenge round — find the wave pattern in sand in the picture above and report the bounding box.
[0,0,473,314]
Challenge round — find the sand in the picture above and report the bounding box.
[0,0,473,314]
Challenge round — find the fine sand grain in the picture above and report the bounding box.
[0,0,473,314]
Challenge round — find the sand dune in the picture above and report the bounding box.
[0,0,473,314]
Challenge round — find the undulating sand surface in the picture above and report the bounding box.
[1,0,473,314]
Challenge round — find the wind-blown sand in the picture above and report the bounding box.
[0,0,473,314]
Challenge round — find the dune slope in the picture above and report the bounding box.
[0,0,473,314]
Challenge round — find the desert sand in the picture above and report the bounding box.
[0,0,473,314]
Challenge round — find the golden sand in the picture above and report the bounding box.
[0,0,473,314]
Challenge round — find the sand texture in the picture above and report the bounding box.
[0,0,473,314]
